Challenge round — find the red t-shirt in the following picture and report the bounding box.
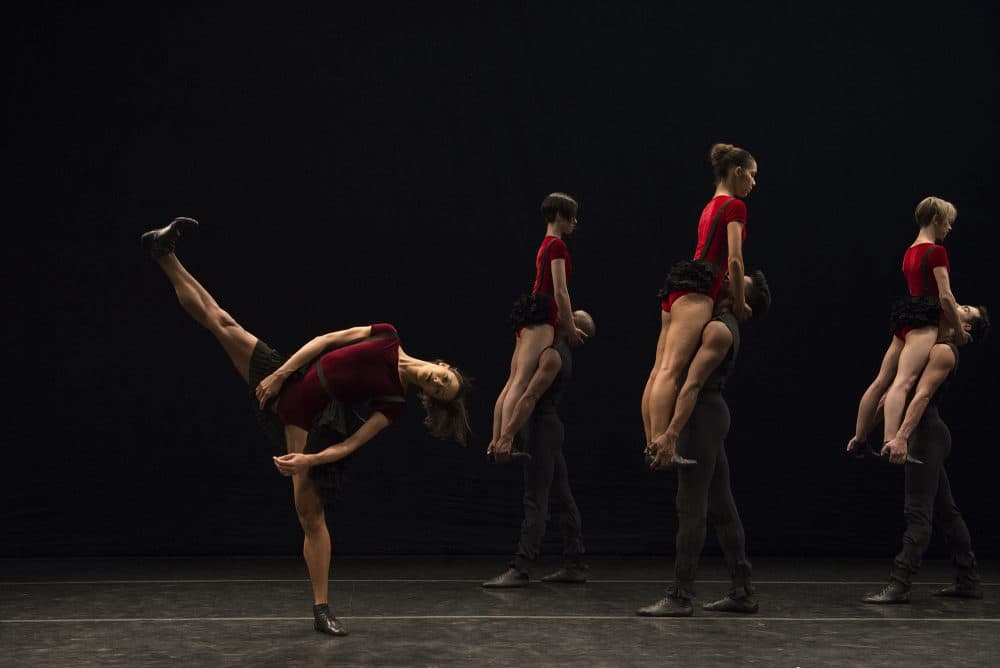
[694,195,748,299]
[531,235,572,325]
[277,323,406,430]
[903,243,949,296]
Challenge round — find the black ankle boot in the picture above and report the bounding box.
[481,567,529,588]
[140,216,199,257]
[862,580,910,604]
[313,603,348,636]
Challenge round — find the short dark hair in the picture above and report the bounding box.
[419,362,471,446]
[746,269,771,316]
[541,192,578,223]
[969,305,990,343]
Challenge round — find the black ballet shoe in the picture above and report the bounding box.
[481,567,529,588]
[702,593,759,613]
[933,583,984,599]
[644,452,698,469]
[636,595,693,617]
[140,216,199,257]
[862,580,910,604]
[312,603,348,636]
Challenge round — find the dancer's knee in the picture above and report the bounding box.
[297,508,326,536]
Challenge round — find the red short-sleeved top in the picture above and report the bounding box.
[903,243,950,296]
[276,323,406,430]
[695,195,748,299]
[532,235,572,325]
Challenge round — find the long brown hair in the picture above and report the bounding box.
[419,362,471,446]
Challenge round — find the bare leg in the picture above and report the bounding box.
[285,425,331,605]
[648,295,714,451]
[153,253,258,382]
[499,324,555,430]
[492,343,520,444]
[883,327,938,443]
[642,311,670,444]
[853,336,903,441]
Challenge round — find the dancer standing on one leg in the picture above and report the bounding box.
[638,276,769,617]
[850,196,969,456]
[644,143,756,466]
[849,305,989,603]
[492,193,587,453]
[140,217,470,636]
[482,311,595,588]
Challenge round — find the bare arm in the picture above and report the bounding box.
[274,325,374,379]
[550,258,581,343]
[726,222,748,320]
[894,345,955,442]
[273,412,391,475]
[933,266,964,333]
[499,348,562,442]
[659,321,733,441]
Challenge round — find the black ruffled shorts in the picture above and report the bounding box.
[247,340,347,504]
[657,259,719,298]
[509,292,554,332]
[889,295,941,333]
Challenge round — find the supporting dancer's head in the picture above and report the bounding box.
[418,361,472,446]
[541,192,579,236]
[569,310,596,345]
[719,270,771,318]
[710,143,757,197]
[956,304,990,345]
[914,196,957,241]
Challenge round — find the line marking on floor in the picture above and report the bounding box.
[2,615,999,623]
[0,578,995,586]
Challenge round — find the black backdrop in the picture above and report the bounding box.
[4,3,997,558]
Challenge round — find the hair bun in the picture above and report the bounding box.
[710,143,735,166]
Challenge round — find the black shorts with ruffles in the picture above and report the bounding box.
[657,259,719,298]
[889,295,941,333]
[247,339,348,504]
[509,292,554,332]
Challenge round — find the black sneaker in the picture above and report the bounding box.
[702,593,759,613]
[862,580,910,604]
[636,595,693,617]
[482,568,529,588]
[140,216,199,257]
[313,603,348,636]
[933,583,984,599]
[541,566,588,584]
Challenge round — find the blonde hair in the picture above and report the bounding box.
[914,196,957,228]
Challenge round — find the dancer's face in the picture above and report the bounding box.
[421,363,460,401]
[933,214,955,240]
[727,160,757,198]
[555,212,578,236]
[958,305,982,333]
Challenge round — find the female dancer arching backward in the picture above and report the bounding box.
[644,144,756,466]
[491,193,587,456]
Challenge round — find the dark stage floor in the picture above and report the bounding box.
[1,556,997,666]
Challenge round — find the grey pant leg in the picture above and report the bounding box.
[513,413,561,573]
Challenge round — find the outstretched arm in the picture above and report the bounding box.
[660,321,733,443]
[882,344,955,464]
[489,348,562,460]
[274,411,391,475]
[256,325,373,407]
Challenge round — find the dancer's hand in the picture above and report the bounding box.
[846,436,864,455]
[880,437,908,465]
[647,433,677,470]
[491,436,513,463]
[256,371,287,409]
[566,326,586,346]
[273,453,313,476]
[732,300,752,322]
